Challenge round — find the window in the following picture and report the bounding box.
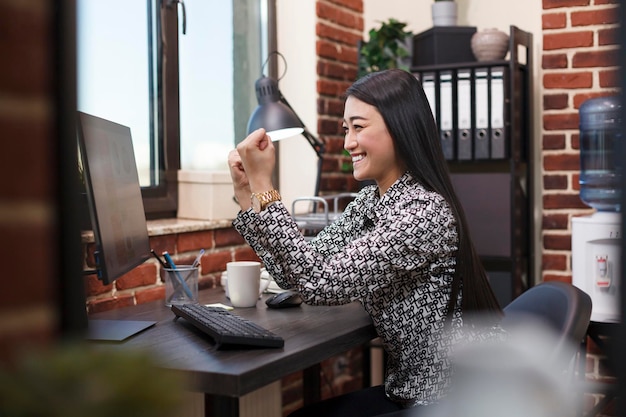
[77,0,273,219]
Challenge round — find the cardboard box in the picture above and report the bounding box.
[177,170,240,220]
[412,26,477,67]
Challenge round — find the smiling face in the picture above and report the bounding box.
[342,96,406,194]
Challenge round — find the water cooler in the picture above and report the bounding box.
[572,96,622,323]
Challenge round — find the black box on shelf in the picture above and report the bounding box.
[412,26,477,67]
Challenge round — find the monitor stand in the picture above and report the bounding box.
[86,319,156,342]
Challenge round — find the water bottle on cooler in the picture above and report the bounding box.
[578,96,622,212]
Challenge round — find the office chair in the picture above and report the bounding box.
[500,280,592,363]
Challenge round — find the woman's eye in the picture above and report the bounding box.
[354,124,363,131]
[342,125,348,134]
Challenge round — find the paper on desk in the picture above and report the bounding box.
[205,303,233,310]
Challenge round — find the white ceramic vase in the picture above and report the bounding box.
[471,28,510,61]
[431,1,457,27]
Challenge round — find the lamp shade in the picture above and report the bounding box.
[247,76,304,141]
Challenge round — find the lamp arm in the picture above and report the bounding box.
[279,94,326,158]
[301,129,326,159]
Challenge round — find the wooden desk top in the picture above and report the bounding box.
[89,287,376,397]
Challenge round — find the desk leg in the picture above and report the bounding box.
[303,363,321,405]
[368,339,386,387]
[205,381,282,417]
[205,394,238,417]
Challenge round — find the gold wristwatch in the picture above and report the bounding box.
[251,189,281,213]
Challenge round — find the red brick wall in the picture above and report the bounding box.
[541,0,621,284]
[0,0,62,362]
[316,0,365,194]
[541,0,620,414]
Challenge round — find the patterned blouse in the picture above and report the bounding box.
[233,172,465,407]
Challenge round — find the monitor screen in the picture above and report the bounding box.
[77,111,151,285]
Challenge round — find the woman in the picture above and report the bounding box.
[228,69,502,415]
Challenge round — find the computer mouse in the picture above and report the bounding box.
[265,290,303,309]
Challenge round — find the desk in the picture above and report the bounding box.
[89,287,377,417]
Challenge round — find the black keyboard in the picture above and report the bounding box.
[171,304,284,349]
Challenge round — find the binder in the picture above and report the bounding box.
[474,68,490,159]
[456,69,472,160]
[490,67,506,159]
[421,72,437,123]
[439,71,454,160]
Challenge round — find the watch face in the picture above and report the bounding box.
[251,194,262,213]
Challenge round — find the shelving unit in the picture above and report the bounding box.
[411,26,534,306]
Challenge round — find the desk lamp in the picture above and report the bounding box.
[247,53,325,196]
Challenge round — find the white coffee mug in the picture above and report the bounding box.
[226,261,269,307]
[222,271,271,299]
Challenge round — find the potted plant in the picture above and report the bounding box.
[357,18,413,79]
[432,0,458,27]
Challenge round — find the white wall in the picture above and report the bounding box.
[363,0,542,39]
[276,0,319,209]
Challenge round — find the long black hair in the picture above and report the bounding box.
[345,69,502,320]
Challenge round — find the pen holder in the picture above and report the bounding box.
[161,265,199,306]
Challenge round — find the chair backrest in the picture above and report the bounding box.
[501,281,592,361]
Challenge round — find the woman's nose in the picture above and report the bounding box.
[344,130,356,150]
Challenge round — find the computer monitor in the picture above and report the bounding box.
[77,112,156,341]
[77,111,151,285]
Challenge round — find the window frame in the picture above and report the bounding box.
[140,1,179,219]
[144,0,277,219]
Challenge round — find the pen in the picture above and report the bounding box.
[191,249,205,268]
[162,251,194,299]
[180,249,205,286]
[157,249,180,303]
[151,249,168,268]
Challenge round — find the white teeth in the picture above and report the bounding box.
[352,154,364,163]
